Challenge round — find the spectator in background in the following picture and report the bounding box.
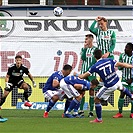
[8,0,40,4]
[48,0,84,5]
[87,0,126,5]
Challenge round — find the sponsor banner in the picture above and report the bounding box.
[0,77,131,110]
[0,10,133,76]
[16,102,88,110]
[0,9,132,111]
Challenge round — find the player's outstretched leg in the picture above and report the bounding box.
[90,103,103,123]
[90,97,103,123]
[43,98,57,118]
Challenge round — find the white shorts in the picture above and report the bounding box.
[96,80,123,101]
[60,79,80,99]
[44,89,65,101]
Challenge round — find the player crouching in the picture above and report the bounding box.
[60,75,99,118]
[0,55,36,110]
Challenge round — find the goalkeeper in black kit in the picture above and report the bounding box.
[0,55,36,122]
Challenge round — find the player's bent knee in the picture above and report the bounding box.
[94,97,100,103]
[76,94,83,101]
[52,95,59,102]
[21,83,29,90]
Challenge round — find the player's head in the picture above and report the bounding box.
[98,17,108,31]
[62,64,72,76]
[125,42,133,55]
[85,34,94,48]
[90,79,99,89]
[15,55,22,67]
[94,49,102,60]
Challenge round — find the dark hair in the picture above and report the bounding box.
[126,42,133,50]
[85,34,94,38]
[63,64,72,71]
[98,17,107,22]
[94,49,102,60]
[15,55,22,59]
[91,79,99,86]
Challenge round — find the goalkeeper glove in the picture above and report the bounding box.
[6,82,13,88]
[32,81,36,88]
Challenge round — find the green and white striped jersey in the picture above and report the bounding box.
[80,46,97,75]
[89,20,116,56]
[119,53,132,81]
[96,29,116,55]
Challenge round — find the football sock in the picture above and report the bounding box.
[73,102,80,113]
[23,90,29,101]
[118,98,124,113]
[0,97,6,106]
[123,88,131,98]
[64,99,72,113]
[89,96,94,112]
[80,96,85,111]
[66,99,80,114]
[131,100,133,113]
[46,99,56,112]
[95,103,102,120]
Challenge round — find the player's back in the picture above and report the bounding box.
[43,71,64,93]
[64,75,90,87]
[90,58,119,87]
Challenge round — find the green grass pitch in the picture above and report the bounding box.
[0,109,133,133]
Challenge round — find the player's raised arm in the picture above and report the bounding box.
[115,62,133,68]
[89,20,98,35]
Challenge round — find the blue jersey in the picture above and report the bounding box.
[64,75,90,89]
[43,71,64,93]
[89,58,119,87]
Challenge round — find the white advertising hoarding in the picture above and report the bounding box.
[0,9,133,76]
